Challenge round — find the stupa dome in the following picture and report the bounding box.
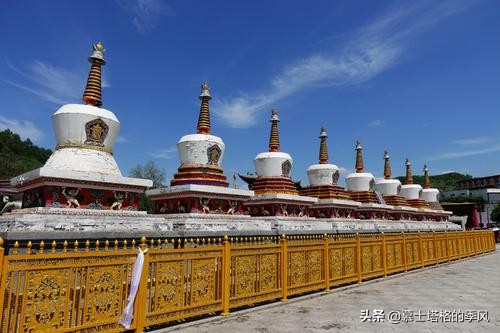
[177,134,225,167]
[52,104,120,153]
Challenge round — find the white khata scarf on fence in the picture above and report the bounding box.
[119,247,148,329]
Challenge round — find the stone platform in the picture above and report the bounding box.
[0,208,461,241]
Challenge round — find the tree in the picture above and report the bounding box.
[0,129,52,179]
[491,204,500,223]
[129,161,166,187]
[129,161,166,212]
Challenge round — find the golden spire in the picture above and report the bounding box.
[383,150,391,179]
[355,140,364,173]
[318,127,328,164]
[405,158,413,184]
[423,165,431,189]
[268,109,280,152]
[82,42,106,107]
[197,82,212,134]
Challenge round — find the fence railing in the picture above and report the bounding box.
[0,230,495,332]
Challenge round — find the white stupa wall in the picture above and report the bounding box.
[421,188,440,202]
[177,134,225,166]
[345,172,374,191]
[254,152,293,177]
[400,184,423,200]
[307,164,339,186]
[375,179,401,196]
[52,104,120,151]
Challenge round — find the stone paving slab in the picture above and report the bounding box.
[153,246,500,333]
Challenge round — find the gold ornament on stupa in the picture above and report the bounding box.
[82,42,106,107]
[423,165,431,189]
[197,82,212,134]
[318,127,328,164]
[383,150,391,179]
[405,158,413,185]
[268,109,280,152]
[355,140,364,173]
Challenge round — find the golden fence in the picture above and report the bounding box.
[0,230,495,332]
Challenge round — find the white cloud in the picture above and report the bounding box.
[0,116,43,142]
[149,147,177,159]
[440,170,457,174]
[368,120,383,127]
[451,137,489,146]
[1,58,108,105]
[213,1,475,128]
[430,145,500,161]
[117,0,173,33]
[338,166,352,176]
[116,135,127,143]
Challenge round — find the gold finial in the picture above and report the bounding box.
[405,158,413,184]
[383,150,391,179]
[318,127,328,164]
[197,82,212,134]
[423,165,430,189]
[268,109,280,152]
[82,42,106,107]
[355,140,364,173]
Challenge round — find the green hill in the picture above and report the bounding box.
[395,172,472,192]
[0,129,52,179]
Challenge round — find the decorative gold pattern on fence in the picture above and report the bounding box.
[0,230,495,332]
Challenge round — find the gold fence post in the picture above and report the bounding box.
[135,237,149,333]
[323,234,330,291]
[402,232,407,272]
[221,235,231,316]
[433,231,438,264]
[418,231,424,269]
[0,237,5,327]
[445,231,451,262]
[472,231,477,255]
[464,231,468,256]
[381,232,387,278]
[280,235,288,302]
[356,233,362,283]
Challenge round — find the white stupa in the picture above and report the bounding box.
[399,159,422,200]
[12,42,151,210]
[421,165,442,209]
[345,141,377,203]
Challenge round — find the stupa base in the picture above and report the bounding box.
[244,193,317,217]
[299,184,351,200]
[383,195,409,207]
[348,191,378,203]
[146,184,253,214]
[308,198,361,218]
[251,177,299,195]
[12,167,151,210]
[406,199,431,209]
[170,165,229,187]
[354,203,394,220]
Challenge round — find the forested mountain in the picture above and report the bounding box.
[395,172,472,192]
[0,129,52,179]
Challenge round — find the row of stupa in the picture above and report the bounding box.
[8,42,448,225]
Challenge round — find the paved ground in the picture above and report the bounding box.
[155,247,500,333]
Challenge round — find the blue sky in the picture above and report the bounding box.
[1,0,500,185]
